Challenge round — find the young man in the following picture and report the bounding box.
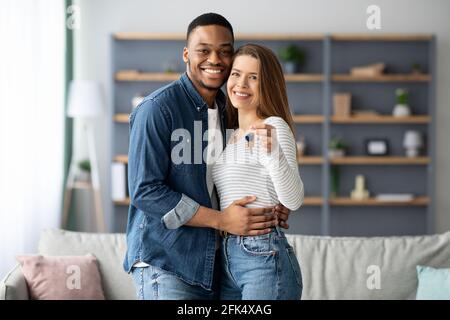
[123,13,291,300]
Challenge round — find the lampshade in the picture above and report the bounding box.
[403,130,423,148]
[67,80,104,118]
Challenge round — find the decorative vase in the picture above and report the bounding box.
[328,149,345,158]
[393,104,411,117]
[283,62,298,74]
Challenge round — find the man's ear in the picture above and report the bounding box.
[182,47,189,63]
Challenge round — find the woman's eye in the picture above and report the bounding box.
[250,76,257,80]
[231,72,239,77]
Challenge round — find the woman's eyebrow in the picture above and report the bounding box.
[232,68,258,75]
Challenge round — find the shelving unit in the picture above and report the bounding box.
[111,32,435,236]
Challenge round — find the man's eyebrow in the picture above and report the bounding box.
[197,42,233,47]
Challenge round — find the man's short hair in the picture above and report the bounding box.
[187,13,234,43]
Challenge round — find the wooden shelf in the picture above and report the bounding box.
[115,197,323,206]
[72,181,92,189]
[332,74,431,82]
[331,115,430,124]
[284,74,323,82]
[116,71,180,82]
[329,156,429,165]
[115,155,323,165]
[114,155,128,164]
[116,114,429,124]
[114,33,432,42]
[329,196,429,206]
[298,156,323,165]
[293,115,324,123]
[303,197,323,206]
[114,113,130,123]
[115,71,323,82]
[330,34,433,42]
[114,198,130,206]
[113,32,325,41]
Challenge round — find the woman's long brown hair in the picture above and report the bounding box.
[226,43,295,136]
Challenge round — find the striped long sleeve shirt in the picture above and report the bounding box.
[212,116,304,211]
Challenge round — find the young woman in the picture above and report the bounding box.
[212,44,304,300]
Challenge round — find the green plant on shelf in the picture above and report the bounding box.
[78,159,91,173]
[278,45,305,73]
[395,88,409,105]
[328,136,347,158]
[411,62,422,74]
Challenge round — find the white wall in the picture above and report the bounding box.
[73,0,450,233]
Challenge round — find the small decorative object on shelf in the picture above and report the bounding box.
[132,92,146,109]
[163,60,180,73]
[278,44,305,74]
[411,62,422,74]
[403,130,423,157]
[376,193,414,202]
[350,174,370,200]
[77,159,91,182]
[350,62,385,77]
[333,93,351,117]
[365,138,389,156]
[393,88,411,117]
[296,134,306,156]
[328,136,347,157]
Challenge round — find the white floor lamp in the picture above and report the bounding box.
[62,80,106,232]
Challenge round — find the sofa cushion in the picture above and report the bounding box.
[416,265,450,300]
[285,232,450,300]
[38,229,135,300]
[16,254,105,300]
[0,264,30,300]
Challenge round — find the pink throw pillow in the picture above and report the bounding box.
[16,254,105,300]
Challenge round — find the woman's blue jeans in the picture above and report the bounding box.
[219,227,303,300]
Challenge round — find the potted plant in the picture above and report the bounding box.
[411,62,422,74]
[328,136,347,158]
[278,45,305,74]
[77,159,91,182]
[393,88,411,117]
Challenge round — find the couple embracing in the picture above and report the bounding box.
[123,13,304,300]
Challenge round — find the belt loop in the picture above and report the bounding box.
[275,226,282,237]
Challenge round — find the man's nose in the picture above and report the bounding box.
[207,51,221,65]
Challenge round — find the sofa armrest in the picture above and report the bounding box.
[0,264,30,300]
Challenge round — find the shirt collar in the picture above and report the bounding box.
[179,72,227,115]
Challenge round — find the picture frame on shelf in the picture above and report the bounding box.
[364,138,389,156]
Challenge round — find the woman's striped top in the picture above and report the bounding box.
[212,116,304,211]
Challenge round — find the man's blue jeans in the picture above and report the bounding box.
[219,228,303,300]
[130,251,221,300]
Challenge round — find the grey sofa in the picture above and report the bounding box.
[2,228,450,300]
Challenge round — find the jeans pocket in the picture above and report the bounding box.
[240,233,276,256]
[286,246,302,288]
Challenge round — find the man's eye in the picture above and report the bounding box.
[197,49,208,54]
[220,50,232,56]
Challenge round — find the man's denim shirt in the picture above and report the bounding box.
[123,73,227,290]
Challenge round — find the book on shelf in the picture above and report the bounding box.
[112,162,128,201]
[375,194,414,202]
